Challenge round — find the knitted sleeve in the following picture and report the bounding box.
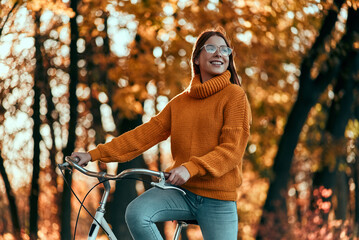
[89,102,172,163]
[183,88,251,178]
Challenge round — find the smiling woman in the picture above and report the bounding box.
[72,28,251,240]
[191,30,241,86]
[194,36,231,83]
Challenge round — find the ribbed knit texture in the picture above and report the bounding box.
[89,70,251,201]
[188,70,231,99]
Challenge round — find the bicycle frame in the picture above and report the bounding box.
[88,176,116,240]
[59,156,187,240]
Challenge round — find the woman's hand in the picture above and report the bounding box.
[71,152,92,167]
[166,166,190,186]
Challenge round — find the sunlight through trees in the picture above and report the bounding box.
[0,0,358,239]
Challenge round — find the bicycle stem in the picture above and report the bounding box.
[98,174,111,212]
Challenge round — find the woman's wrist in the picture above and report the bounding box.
[88,148,101,162]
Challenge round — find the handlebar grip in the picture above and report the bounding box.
[66,156,80,163]
[58,156,80,171]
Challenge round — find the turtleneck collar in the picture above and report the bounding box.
[187,70,231,99]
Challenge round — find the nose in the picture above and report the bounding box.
[213,48,222,57]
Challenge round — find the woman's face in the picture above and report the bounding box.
[195,35,230,82]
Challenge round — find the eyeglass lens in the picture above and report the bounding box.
[204,44,232,56]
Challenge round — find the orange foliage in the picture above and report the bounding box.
[0,0,358,239]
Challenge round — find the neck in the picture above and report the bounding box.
[200,72,213,83]
[188,70,231,99]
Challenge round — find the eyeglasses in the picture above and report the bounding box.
[200,44,232,56]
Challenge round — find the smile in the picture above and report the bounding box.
[210,61,223,65]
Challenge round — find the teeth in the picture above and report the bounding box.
[210,61,223,65]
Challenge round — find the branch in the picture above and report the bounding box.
[313,7,359,91]
[299,0,345,88]
[0,1,19,37]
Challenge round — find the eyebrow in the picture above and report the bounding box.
[206,44,228,47]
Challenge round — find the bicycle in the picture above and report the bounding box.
[58,156,198,240]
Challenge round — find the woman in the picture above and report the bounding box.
[72,28,251,240]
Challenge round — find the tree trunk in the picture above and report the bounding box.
[258,38,342,225]
[99,15,159,237]
[334,158,349,220]
[256,0,346,238]
[44,60,59,186]
[60,0,79,239]
[29,11,45,240]
[0,153,21,239]
[355,138,359,237]
[107,115,149,239]
[86,38,106,145]
[312,54,357,221]
[331,52,357,222]
[109,156,145,239]
[311,7,359,222]
[41,45,62,232]
[351,38,359,239]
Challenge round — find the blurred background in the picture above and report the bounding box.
[0,0,358,239]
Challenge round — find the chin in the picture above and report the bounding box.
[210,69,226,75]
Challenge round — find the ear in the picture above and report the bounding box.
[194,58,199,65]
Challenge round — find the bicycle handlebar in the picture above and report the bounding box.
[59,156,171,180]
[59,156,186,195]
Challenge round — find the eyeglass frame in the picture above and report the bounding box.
[199,44,233,56]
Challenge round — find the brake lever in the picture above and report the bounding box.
[58,162,71,171]
[151,172,186,195]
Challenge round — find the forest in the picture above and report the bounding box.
[0,0,358,239]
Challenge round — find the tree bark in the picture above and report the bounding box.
[0,153,21,239]
[29,11,45,240]
[60,0,79,239]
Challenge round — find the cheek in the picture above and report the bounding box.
[224,60,230,69]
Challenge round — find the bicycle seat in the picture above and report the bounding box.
[177,219,199,225]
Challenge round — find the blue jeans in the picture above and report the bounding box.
[125,187,238,240]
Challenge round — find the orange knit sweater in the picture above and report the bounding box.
[89,70,251,201]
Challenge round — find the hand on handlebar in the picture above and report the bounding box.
[166,166,190,186]
[71,152,92,167]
